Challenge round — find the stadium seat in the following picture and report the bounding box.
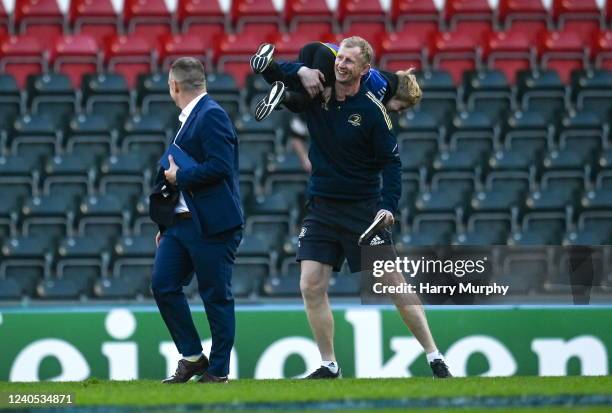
[0,74,22,130]
[482,30,533,84]
[447,110,496,156]
[498,0,548,37]
[337,0,388,46]
[499,252,548,293]
[206,73,241,117]
[136,72,178,126]
[119,113,168,160]
[230,0,283,35]
[158,34,208,71]
[14,0,64,49]
[104,34,154,89]
[177,0,226,45]
[516,70,566,122]
[0,154,40,206]
[571,70,612,119]
[284,0,336,35]
[433,149,486,174]
[123,0,173,46]
[429,31,478,85]
[76,193,127,243]
[69,0,118,46]
[99,153,151,208]
[37,277,82,299]
[65,114,116,162]
[455,212,511,245]
[556,111,603,158]
[390,0,439,39]
[43,153,96,200]
[462,70,513,122]
[379,31,426,72]
[26,73,77,126]
[1,235,52,295]
[0,35,45,88]
[82,73,132,128]
[21,193,76,248]
[10,114,61,160]
[215,33,269,88]
[444,0,493,42]
[401,211,458,245]
[398,134,437,172]
[538,30,587,84]
[49,34,99,88]
[592,30,612,70]
[412,70,457,124]
[552,0,601,42]
[56,235,110,294]
[0,278,23,300]
[232,258,268,298]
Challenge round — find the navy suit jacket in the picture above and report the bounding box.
[151,94,243,236]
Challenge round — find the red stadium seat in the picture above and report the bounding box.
[215,32,270,87]
[429,31,477,85]
[14,0,64,49]
[0,35,45,88]
[69,0,118,47]
[0,1,8,38]
[444,0,493,42]
[123,0,172,46]
[390,0,439,41]
[49,34,99,88]
[230,0,283,33]
[158,33,207,70]
[482,30,533,84]
[268,31,331,60]
[538,30,586,84]
[177,0,226,45]
[607,0,612,25]
[284,0,336,35]
[104,34,153,89]
[592,30,612,70]
[498,0,548,41]
[337,0,388,45]
[379,31,426,72]
[552,0,601,42]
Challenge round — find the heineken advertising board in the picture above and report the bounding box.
[0,307,610,381]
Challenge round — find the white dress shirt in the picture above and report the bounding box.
[173,92,207,213]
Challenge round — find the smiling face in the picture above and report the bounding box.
[334,45,370,86]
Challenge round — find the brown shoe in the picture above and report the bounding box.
[197,371,228,383]
[162,356,209,383]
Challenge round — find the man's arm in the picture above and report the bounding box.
[369,95,401,215]
[175,108,235,190]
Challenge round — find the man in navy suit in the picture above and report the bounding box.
[149,57,243,384]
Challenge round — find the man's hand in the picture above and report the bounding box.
[155,231,162,248]
[376,209,394,227]
[297,67,325,98]
[164,155,178,185]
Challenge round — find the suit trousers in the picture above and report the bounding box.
[151,217,242,377]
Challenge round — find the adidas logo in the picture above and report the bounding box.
[370,235,385,246]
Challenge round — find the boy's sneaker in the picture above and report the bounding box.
[250,43,275,74]
[255,81,285,121]
[304,365,341,379]
[430,359,452,378]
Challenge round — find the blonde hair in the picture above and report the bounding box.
[394,69,422,108]
[339,36,373,66]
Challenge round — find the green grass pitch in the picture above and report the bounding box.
[1,376,611,412]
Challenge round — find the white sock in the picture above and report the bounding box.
[322,360,339,374]
[426,350,445,364]
[183,353,203,363]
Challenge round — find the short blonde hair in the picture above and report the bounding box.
[339,36,373,66]
[394,69,422,108]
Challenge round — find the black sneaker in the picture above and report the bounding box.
[162,355,209,383]
[255,81,285,121]
[430,359,452,378]
[304,365,341,379]
[250,43,275,74]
